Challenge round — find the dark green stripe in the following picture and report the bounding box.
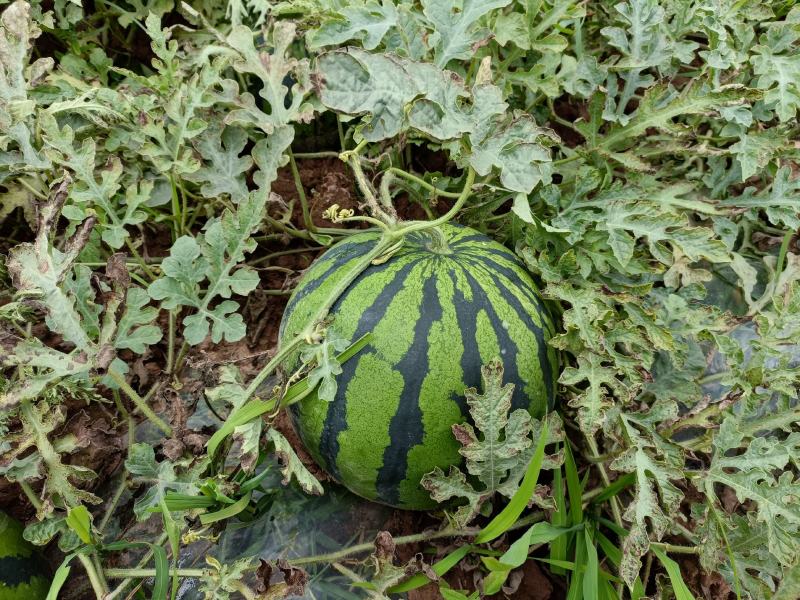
[452,233,492,247]
[449,268,489,415]
[460,269,528,411]
[0,554,46,587]
[314,257,423,480]
[461,248,544,309]
[467,261,555,408]
[376,265,442,505]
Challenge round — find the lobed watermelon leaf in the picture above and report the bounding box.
[148,193,266,345]
[422,361,563,528]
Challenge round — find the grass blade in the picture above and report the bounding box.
[564,443,583,525]
[475,418,549,544]
[550,461,568,575]
[583,528,599,600]
[200,491,253,525]
[651,546,697,600]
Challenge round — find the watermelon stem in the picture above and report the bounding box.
[106,368,173,436]
[386,167,464,199]
[291,506,544,567]
[389,166,476,238]
[340,141,397,226]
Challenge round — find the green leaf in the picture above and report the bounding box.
[266,428,324,496]
[422,362,563,527]
[199,491,252,525]
[467,114,555,193]
[0,340,90,410]
[6,182,92,348]
[125,443,207,520]
[493,12,529,49]
[317,48,554,192]
[720,166,800,230]
[186,125,252,203]
[750,27,800,122]
[148,194,266,345]
[65,505,94,545]
[421,0,511,67]
[0,1,52,173]
[651,546,697,600]
[600,0,674,124]
[583,528,599,600]
[611,413,684,587]
[251,125,294,194]
[40,115,150,249]
[597,84,761,150]
[225,21,312,133]
[475,417,550,544]
[559,352,621,434]
[706,417,800,566]
[482,522,576,594]
[299,329,352,402]
[200,556,257,600]
[45,561,73,600]
[115,287,162,353]
[729,129,784,181]
[11,402,101,514]
[308,0,398,50]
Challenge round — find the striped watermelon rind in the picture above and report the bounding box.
[0,512,49,600]
[279,224,558,509]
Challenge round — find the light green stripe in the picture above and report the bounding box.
[475,309,501,365]
[335,353,403,500]
[0,514,31,558]
[399,261,465,506]
[337,261,429,499]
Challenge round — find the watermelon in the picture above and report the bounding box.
[0,512,49,600]
[279,224,558,509]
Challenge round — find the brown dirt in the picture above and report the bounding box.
[513,560,555,599]
[678,555,734,600]
[549,97,588,148]
[271,157,361,229]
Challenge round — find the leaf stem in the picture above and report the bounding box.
[98,469,129,534]
[19,481,42,510]
[244,335,307,399]
[78,553,109,597]
[389,167,476,239]
[107,369,173,436]
[288,150,316,232]
[104,532,169,599]
[166,310,176,374]
[169,174,182,239]
[386,167,463,199]
[650,542,699,555]
[124,239,158,281]
[104,567,207,579]
[341,142,393,223]
[584,434,624,528]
